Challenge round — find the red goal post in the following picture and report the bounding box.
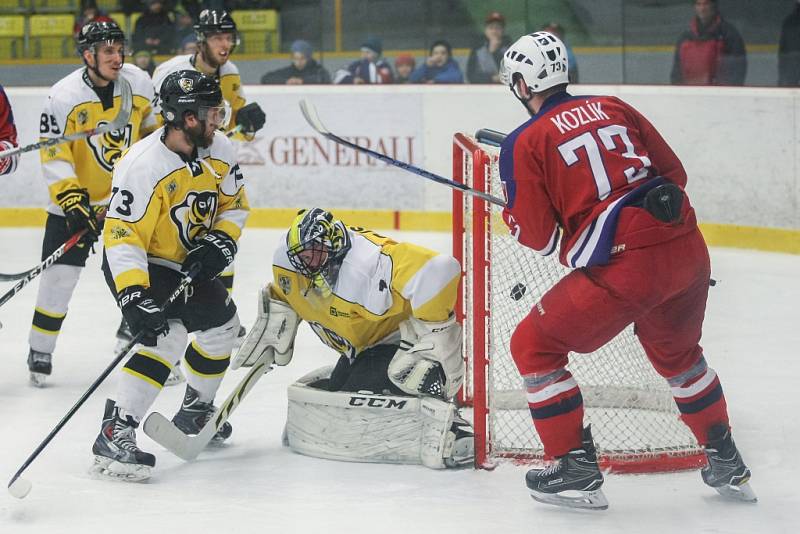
[452,133,707,474]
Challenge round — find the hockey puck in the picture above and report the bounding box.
[510,283,527,301]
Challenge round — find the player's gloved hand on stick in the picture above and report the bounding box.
[389,315,465,399]
[56,187,100,241]
[0,140,19,175]
[181,230,237,282]
[235,102,266,134]
[117,285,169,347]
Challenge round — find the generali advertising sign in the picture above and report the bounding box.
[233,92,425,210]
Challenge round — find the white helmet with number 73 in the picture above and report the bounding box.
[500,31,569,102]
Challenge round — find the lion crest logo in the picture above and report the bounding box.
[179,77,194,93]
[86,121,133,172]
[170,191,218,250]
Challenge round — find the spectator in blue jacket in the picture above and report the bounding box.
[410,40,464,84]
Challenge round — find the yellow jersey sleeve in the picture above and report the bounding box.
[220,72,253,141]
[39,93,79,204]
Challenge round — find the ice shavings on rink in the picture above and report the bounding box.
[0,228,797,533]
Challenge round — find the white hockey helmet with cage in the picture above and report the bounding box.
[500,31,569,99]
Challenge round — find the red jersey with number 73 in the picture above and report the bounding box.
[499,91,696,268]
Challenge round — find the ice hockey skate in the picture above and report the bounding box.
[91,399,155,482]
[444,413,475,468]
[701,425,756,502]
[525,426,608,511]
[172,384,232,443]
[113,317,133,357]
[27,348,52,387]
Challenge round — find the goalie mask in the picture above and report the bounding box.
[500,31,568,105]
[287,208,351,292]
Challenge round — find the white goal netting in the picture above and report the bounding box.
[452,134,704,473]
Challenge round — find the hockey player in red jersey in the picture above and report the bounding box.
[0,84,19,176]
[499,31,754,509]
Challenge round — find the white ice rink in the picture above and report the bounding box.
[0,227,797,534]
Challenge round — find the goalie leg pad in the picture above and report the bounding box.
[231,284,300,369]
[285,367,474,469]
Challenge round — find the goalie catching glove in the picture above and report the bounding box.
[388,315,464,399]
[231,284,301,369]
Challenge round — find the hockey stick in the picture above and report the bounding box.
[0,76,133,160]
[0,210,107,323]
[7,265,200,499]
[143,355,273,461]
[298,99,508,207]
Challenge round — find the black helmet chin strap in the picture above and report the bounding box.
[83,41,124,83]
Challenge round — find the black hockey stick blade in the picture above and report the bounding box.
[475,128,508,147]
[298,99,507,207]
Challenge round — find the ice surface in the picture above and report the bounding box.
[0,228,797,533]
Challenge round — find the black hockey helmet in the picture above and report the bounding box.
[159,70,226,127]
[76,20,126,55]
[194,9,238,40]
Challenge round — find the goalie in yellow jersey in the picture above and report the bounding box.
[26,21,157,387]
[232,208,475,469]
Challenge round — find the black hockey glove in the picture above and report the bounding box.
[235,102,266,134]
[181,230,237,283]
[117,285,169,347]
[55,188,100,242]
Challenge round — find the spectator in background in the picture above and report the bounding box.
[261,40,331,85]
[133,50,157,76]
[173,7,195,50]
[410,40,464,84]
[179,34,198,54]
[73,0,114,38]
[132,0,176,56]
[394,54,416,84]
[467,11,510,83]
[541,23,579,83]
[670,0,746,85]
[334,37,393,84]
[779,0,800,86]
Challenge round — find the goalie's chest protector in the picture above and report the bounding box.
[273,231,411,359]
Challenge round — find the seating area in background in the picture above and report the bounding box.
[0,1,279,59]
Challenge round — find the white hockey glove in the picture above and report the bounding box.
[231,284,301,370]
[388,315,464,400]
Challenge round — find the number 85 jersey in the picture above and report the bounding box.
[102,127,249,293]
[499,91,696,269]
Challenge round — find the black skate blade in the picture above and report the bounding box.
[530,488,609,511]
[715,481,757,503]
[89,456,151,483]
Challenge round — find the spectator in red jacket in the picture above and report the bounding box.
[670,0,747,85]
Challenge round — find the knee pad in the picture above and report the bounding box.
[510,313,565,376]
[194,313,240,356]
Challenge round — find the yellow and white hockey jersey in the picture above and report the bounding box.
[151,54,251,141]
[271,228,461,360]
[40,64,157,215]
[103,127,249,293]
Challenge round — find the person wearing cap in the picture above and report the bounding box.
[394,54,416,84]
[467,11,511,83]
[260,40,331,85]
[409,40,463,84]
[541,22,579,83]
[333,36,393,84]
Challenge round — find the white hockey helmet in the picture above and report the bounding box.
[500,31,569,100]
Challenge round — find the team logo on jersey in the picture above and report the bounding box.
[166,180,177,194]
[109,225,130,240]
[278,275,292,295]
[170,191,218,250]
[308,322,356,360]
[86,121,133,172]
[77,110,89,126]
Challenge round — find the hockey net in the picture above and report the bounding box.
[452,133,706,473]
